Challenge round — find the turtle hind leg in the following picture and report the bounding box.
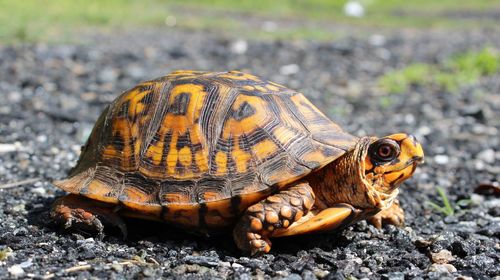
[233,182,315,255]
[50,194,127,238]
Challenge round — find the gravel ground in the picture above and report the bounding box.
[0,28,499,279]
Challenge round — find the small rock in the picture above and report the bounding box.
[230,40,248,55]
[280,64,300,75]
[111,263,123,273]
[183,255,219,267]
[429,263,457,273]
[434,155,449,165]
[31,186,46,195]
[385,272,405,280]
[125,65,145,79]
[98,68,119,83]
[476,149,495,163]
[430,249,455,264]
[232,262,243,269]
[0,143,18,153]
[8,265,25,278]
[369,34,386,46]
[314,269,330,278]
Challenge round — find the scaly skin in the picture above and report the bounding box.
[51,194,127,238]
[368,199,405,229]
[233,182,315,255]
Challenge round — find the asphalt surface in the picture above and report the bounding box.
[0,28,499,279]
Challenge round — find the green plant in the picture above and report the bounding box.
[426,187,471,216]
[0,247,12,261]
[379,48,500,95]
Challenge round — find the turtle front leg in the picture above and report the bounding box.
[368,199,405,229]
[233,182,315,255]
[51,194,127,238]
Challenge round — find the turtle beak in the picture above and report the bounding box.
[403,134,424,165]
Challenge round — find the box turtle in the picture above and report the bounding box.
[52,70,424,255]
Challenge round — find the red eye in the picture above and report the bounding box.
[378,144,393,158]
[369,139,400,163]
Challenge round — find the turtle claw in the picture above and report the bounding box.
[50,194,127,239]
[368,200,405,229]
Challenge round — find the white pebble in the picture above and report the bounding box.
[8,265,25,278]
[476,149,495,164]
[230,39,248,55]
[416,126,432,137]
[0,143,18,153]
[279,64,300,75]
[434,155,449,165]
[36,135,47,142]
[31,186,46,195]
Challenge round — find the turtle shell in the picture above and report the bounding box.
[55,70,357,231]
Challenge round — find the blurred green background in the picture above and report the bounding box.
[1,0,499,43]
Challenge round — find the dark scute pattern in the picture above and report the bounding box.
[168,92,190,115]
[232,101,256,121]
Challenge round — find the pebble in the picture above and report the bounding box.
[429,263,457,273]
[230,39,248,55]
[476,149,495,163]
[279,64,300,75]
[0,143,18,153]
[430,250,455,264]
[8,265,25,278]
[434,155,450,165]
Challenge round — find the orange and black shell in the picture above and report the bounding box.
[55,70,357,233]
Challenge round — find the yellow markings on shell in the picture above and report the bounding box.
[195,150,209,172]
[301,150,328,165]
[178,146,192,167]
[145,140,164,166]
[127,89,150,117]
[84,180,117,204]
[219,71,261,81]
[203,191,223,202]
[215,151,227,174]
[291,94,327,120]
[162,193,191,204]
[254,85,267,92]
[252,139,278,161]
[120,186,162,215]
[242,85,254,91]
[106,118,135,169]
[166,134,179,174]
[222,95,268,139]
[272,126,297,146]
[231,138,251,173]
[102,144,119,159]
[265,84,281,91]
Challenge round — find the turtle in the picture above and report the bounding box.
[51,70,424,255]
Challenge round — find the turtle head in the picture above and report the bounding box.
[361,133,424,195]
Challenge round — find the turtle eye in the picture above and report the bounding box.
[369,139,400,163]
